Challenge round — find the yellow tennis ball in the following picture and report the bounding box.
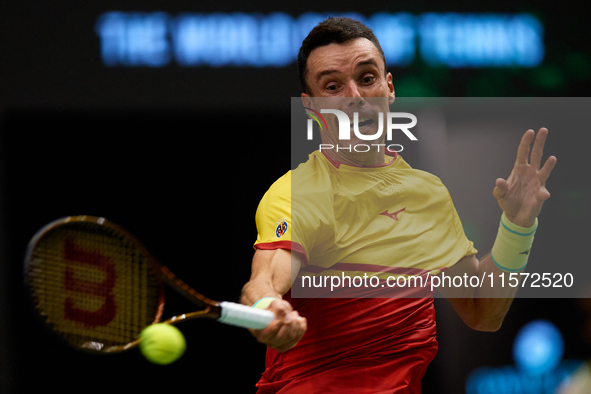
[139,323,186,365]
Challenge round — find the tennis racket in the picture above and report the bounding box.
[24,215,275,353]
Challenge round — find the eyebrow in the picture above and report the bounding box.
[356,59,380,69]
[315,58,380,82]
[316,69,340,82]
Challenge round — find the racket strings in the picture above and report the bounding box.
[27,222,161,352]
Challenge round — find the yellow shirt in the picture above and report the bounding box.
[254,151,477,294]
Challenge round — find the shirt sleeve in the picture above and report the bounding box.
[253,172,308,262]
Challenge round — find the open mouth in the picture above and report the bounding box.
[351,117,374,130]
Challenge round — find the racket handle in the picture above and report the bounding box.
[218,301,275,330]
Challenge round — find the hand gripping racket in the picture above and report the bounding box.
[24,215,274,353]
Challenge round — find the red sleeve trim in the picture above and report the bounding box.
[254,241,309,266]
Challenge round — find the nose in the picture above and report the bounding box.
[343,81,364,107]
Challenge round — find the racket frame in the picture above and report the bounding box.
[23,215,226,353]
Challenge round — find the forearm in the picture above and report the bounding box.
[240,278,283,306]
[470,253,521,330]
[240,248,295,306]
[241,249,307,352]
[473,210,538,323]
[475,253,522,298]
[445,211,537,331]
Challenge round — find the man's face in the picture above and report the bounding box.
[302,38,395,148]
[302,38,394,99]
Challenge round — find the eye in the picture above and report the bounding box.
[326,83,339,91]
[362,75,375,84]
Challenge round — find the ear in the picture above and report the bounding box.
[301,93,314,110]
[386,72,395,104]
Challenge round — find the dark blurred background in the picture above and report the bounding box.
[1,1,590,393]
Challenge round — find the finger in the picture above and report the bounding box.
[515,129,535,165]
[538,186,551,202]
[282,312,303,338]
[268,300,292,320]
[529,127,548,170]
[276,322,307,352]
[257,310,301,345]
[493,178,509,200]
[272,311,300,341]
[254,319,284,343]
[275,316,307,353]
[268,325,295,351]
[538,155,557,183]
[271,311,303,337]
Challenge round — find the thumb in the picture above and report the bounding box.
[538,186,551,201]
[493,178,509,200]
[268,299,292,320]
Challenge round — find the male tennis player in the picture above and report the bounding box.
[241,17,556,393]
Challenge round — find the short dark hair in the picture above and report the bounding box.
[297,17,387,94]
